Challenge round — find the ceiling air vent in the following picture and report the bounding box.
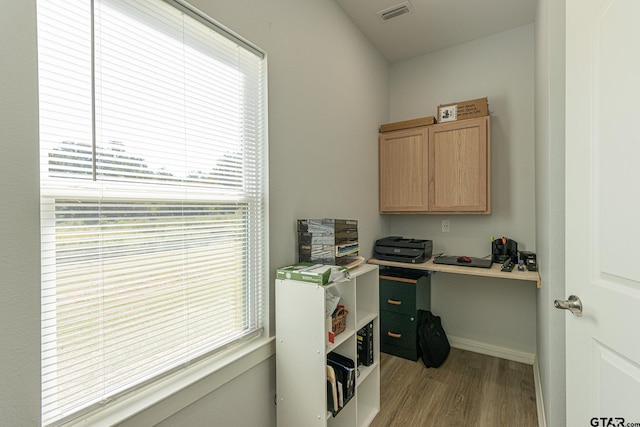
[378,2,413,22]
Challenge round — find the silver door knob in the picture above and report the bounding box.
[554,295,583,317]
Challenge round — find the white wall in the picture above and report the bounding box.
[0,0,389,425]
[191,0,391,268]
[156,358,275,427]
[0,1,41,425]
[535,0,567,425]
[387,25,537,354]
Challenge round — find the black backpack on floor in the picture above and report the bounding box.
[417,310,450,368]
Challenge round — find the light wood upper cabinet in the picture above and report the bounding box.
[379,126,429,212]
[379,116,490,214]
[428,116,490,213]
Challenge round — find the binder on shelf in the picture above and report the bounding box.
[357,322,374,367]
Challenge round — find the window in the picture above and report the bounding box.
[37,0,268,424]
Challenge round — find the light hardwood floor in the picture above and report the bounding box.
[370,348,538,427]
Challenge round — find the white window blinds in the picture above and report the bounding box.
[38,0,268,424]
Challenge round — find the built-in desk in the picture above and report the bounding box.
[367,257,541,288]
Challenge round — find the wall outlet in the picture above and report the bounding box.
[442,220,450,233]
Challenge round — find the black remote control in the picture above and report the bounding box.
[501,260,515,272]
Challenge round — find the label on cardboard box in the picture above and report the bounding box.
[438,97,488,123]
[438,105,458,122]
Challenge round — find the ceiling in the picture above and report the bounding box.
[333,0,536,63]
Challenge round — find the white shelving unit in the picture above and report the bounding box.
[276,263,380,427]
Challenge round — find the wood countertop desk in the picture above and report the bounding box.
[367,257,541,288]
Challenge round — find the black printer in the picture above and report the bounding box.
[373,236,433,264]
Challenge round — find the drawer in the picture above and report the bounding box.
[380,310,417,351]
[379,276,416,315]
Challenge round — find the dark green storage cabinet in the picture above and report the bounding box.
[379,268,431,361]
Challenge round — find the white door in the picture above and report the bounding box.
[565,0,640,425]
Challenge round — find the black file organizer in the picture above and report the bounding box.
[326,352,356,416]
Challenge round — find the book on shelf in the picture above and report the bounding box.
[326,365,339,415]
[357,322,374,367]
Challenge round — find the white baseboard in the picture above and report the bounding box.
[448,335,536,365]
[533,357,547,427]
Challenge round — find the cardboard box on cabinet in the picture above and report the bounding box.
[379,116,436,133]
[437,97,488,123]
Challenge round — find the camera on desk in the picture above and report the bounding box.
[492,237,518,263]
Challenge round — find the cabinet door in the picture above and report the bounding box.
[428,116,490,213]
[379,127,429,213]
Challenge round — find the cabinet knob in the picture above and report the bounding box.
[387,299,402,305]
[387,331,402,339]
